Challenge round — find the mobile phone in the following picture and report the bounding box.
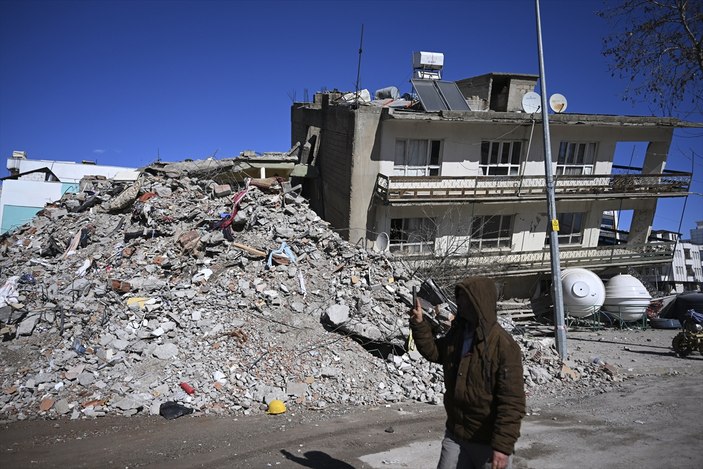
[412,286,418,307]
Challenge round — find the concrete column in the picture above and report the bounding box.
[628,139,671,244]
[642,141,670,174]
[628,205,656,244]
[348,107,383,245]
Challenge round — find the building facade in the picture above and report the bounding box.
[640,231,703,293]
[1,152,137,234]
[691,220,703,245]
[290,70,696,297]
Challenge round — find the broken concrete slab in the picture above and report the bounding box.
[16,314,39,336]
[153,343,179,360]
[324,304,350,326]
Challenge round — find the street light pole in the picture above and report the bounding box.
[535,0,567,359]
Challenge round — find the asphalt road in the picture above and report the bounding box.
[2,328,703,468]
[2,371,702,469]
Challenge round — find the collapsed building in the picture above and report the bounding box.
[0,163,621,420]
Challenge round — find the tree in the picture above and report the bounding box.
[598,0,703,115]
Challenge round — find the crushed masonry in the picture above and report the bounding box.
[0,162,624,421]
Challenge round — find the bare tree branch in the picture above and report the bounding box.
[598,0,703,116]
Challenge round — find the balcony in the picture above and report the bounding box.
[373,166,691,205]
[396,241,675,280]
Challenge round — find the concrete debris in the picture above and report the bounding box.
[0,165,620,422]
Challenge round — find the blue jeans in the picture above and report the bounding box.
[437,430,512,469]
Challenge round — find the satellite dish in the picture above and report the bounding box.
[375,232,389,252]
[549,93,568,113]
[521,91,541,113]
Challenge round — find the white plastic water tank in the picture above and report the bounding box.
[412,51,444,69]
[561,268,605,318]
[602,274,651,321]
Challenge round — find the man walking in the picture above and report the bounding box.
[409,277,526,469]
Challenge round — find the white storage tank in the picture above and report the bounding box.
[412,51,444,69]
[602,274,651,321]
[561,268,605,318]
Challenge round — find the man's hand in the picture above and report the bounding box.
[491,450,509,469]
[409,296,423,323]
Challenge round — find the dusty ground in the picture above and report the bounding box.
[1,327,702,468]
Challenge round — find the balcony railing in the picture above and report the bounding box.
[373,167,691,205]
[396,241,675,279]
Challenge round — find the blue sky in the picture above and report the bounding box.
[0,0,701,234]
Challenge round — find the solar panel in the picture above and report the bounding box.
[436,81,471,111]
[411,79,448,112]
[411,79,471,112]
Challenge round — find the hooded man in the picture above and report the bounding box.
[409,277,525,469]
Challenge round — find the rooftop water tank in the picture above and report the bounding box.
[561,268,605,318]
[412,51,444,69]
[602,274,651,321]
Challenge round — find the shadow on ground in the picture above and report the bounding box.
[280,449,356,468]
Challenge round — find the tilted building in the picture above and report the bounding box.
[290,58,696,297]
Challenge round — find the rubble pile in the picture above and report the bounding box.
[0,168,622,421]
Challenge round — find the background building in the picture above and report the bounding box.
[641,230,703,293]
[690,220,703,245]
[1,151,137,234]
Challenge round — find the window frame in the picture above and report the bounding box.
[479,140,522,176]
[393,139,441,176]
[470,215,513,250]
[556,142,597,175]
[546,212,584,245]
[389,217,436,254]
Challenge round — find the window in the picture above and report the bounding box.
[389,217,436,254]
[480,141,522,175]
[546,213,584,245]
[556,142,596,175]
[470,215,513,249]
[394,139,441,176]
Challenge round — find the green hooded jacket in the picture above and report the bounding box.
[410,277,526,455]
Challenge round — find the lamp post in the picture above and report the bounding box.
[535,0,567,359]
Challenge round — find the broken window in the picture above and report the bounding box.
[546,212,584,245]
[480,141,521,176]
[470,215,513,249]
[389,217,436,254]
[556,142,596,175]
[393,139,441,176]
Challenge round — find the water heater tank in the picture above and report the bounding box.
[412,51,444,69]
[561,268,605,318]
[602,274,651,321]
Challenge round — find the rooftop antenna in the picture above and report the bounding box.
[354,24,364,106]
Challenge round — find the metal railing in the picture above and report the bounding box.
[397,241,676,279]
[373,168,691,204]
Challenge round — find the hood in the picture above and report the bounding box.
[455,277,497,334]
